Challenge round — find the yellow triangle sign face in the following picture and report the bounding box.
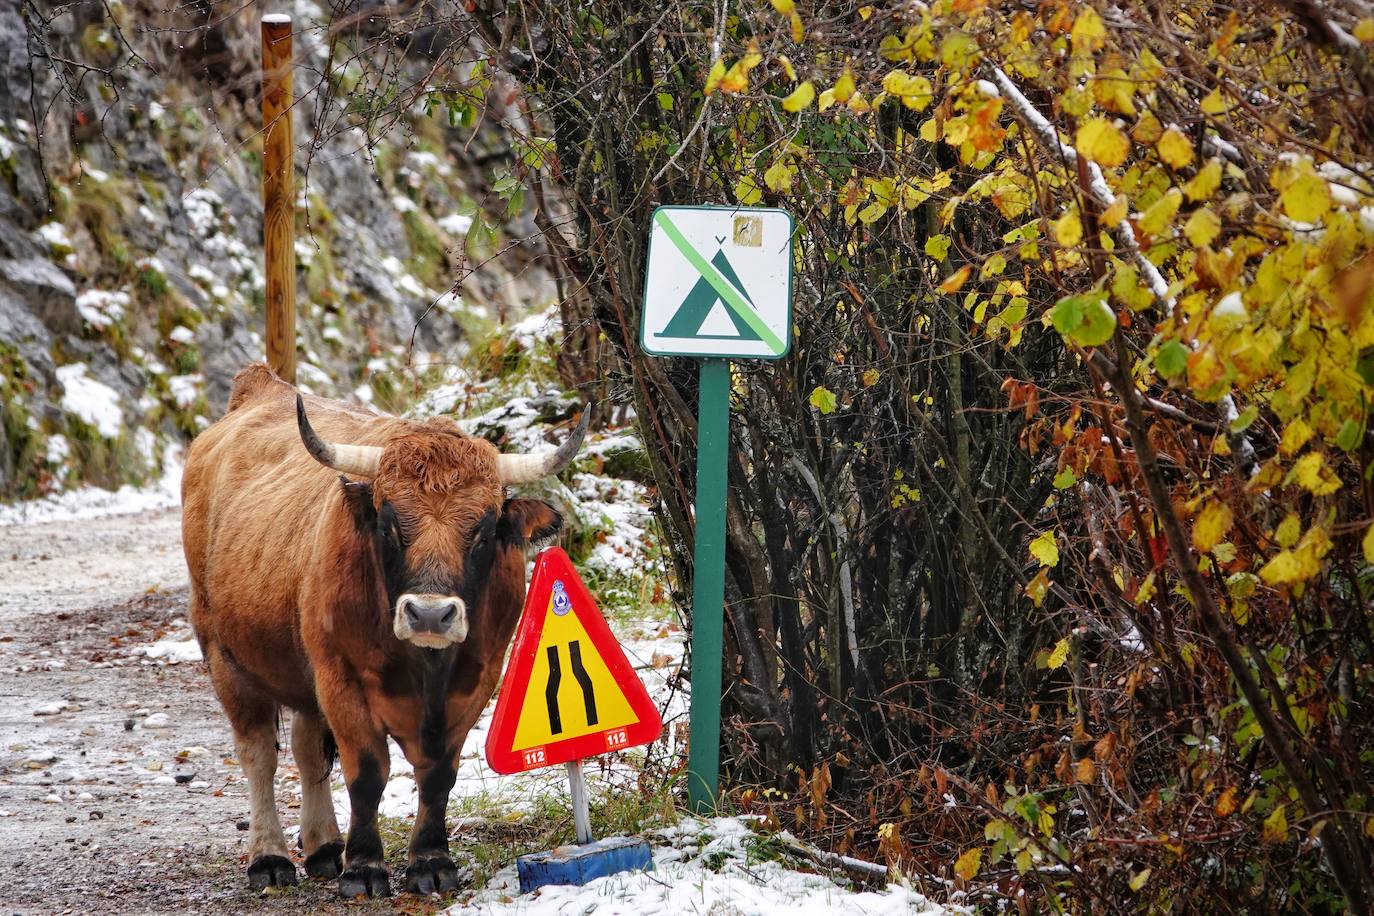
[509,587,639,751]
[486,548,663,774]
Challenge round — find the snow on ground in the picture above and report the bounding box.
[446,817,955,916]
[0,444,183,526]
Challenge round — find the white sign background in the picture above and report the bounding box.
[641,205,795,360]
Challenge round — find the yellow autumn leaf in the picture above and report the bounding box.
[719,63,750,94]
[1132,111,1163,145]
[1025,567,1051,607]
[1281,173,1332,223]
[1101,195,1129,226]
[1280,418,1314,455]
[770,0,795,13]
[1200,87,1228,115]
[1355,18,1374,42]
[736,174,763,205]
[1092,69,1136,116]
[782,81,816,112]
[1070,7,1107,53]
[939,265,971,294]
[1275,513,1302,548]
[882,71,934,111]
[1076,118,1130,167]
[1260,550,1302,585]
[1075,757,1096,783]
[1030,530,1059,567]
[1157,128,1194,169]
[1139,187,1183,236]
[1192,500,1234,553]
[1046,637,1070,670]
[763,157,797,193]
[1215,786,1239,817]
[1055,210,1084,247]
[1185,159,1223,201]
[1364,524,1374,564]
[777,54,796,81]
[832,66,856,103]
[1184,207,1222,247]
[1289,452,1342,496]
[954,847,981,881]
[704,59,727,94]
[790,10,804,42]
[1262,805,1288,843]
[817,88,836,111]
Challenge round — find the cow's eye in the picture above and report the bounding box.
[379,503,405,547]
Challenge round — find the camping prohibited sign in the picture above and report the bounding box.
[641,205,795,359]
[486,548,662,774]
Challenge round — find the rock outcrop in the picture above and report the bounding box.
[0,1,555,498]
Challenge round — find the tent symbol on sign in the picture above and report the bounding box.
[659,237,762,342]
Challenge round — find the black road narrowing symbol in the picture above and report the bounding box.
[544,645,562,734]
[568,640,599,727]
[544,640,598,735]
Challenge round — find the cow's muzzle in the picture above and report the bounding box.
[394,594,468,649]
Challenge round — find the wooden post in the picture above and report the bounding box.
[261,14,296,384]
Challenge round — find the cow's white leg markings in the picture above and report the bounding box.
[235,721,290,862]
[292,711,343,856]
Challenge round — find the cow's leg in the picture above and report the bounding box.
[207,646,297,889]
[335,740,391,897]
[291,710,343,879]
[318,676,392,898]
[403,752,461,894]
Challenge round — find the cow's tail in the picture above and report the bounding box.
[226,362,289,413]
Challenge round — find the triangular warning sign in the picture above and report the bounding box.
[486,547,663,774]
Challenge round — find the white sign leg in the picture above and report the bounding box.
[566,759,593,846]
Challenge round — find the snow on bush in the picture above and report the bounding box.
[74,289,130,330]
[56,364,123,438]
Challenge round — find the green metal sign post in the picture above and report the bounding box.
[685,359,730,810]
[640,205,794,813]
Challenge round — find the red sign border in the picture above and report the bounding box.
[485,547,664,774]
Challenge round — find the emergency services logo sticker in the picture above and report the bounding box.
[552,580,571,616]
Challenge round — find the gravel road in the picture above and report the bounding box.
[0,509,401,915]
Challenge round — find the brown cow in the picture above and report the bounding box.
[181,363,587,897]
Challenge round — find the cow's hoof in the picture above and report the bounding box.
[247,854,298,890]
[304,841,344,879]
[338,864,391,898]
[404,855,462,895]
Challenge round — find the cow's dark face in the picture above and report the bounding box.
[342,426,561,649]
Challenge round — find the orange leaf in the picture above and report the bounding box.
[939,265,972,293]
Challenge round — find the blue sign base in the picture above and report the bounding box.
[516,836,653,892]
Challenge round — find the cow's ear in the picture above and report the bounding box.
[340,478,376,533]
[499,498,562,545]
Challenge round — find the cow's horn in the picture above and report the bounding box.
[497,403,592,485]
[296,395,383,478]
